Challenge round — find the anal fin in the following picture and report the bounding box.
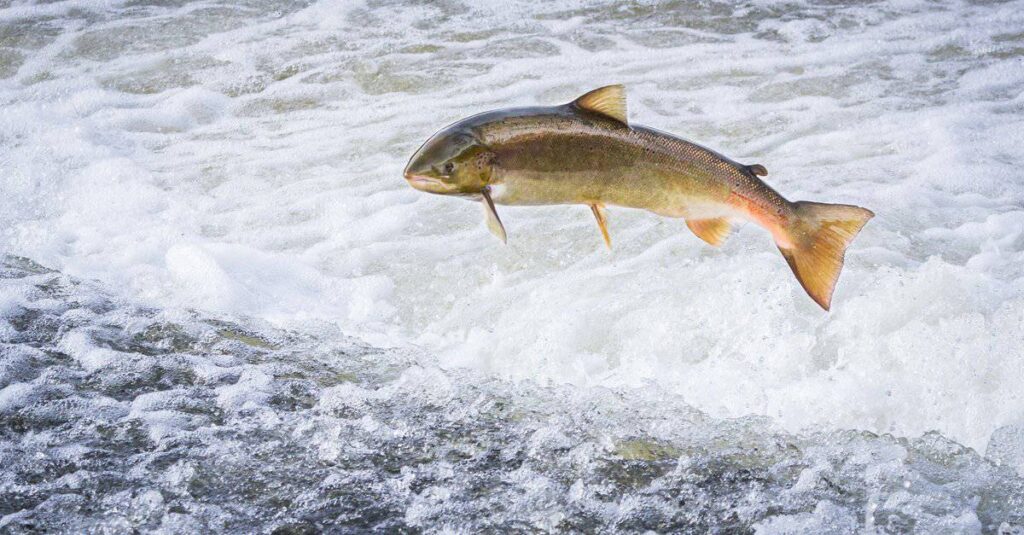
[590,203,611,249]
[686,218,731,246]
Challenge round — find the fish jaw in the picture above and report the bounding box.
[404,172,441,190]
[403,169,460,195]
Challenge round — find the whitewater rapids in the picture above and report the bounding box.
[1,0,1023,531]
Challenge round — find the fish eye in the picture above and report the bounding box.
[443,162,455,175]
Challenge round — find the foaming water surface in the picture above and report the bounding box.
[1,0,1024,531]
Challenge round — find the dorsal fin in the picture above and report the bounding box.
[573,85,627,124]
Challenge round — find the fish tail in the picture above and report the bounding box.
[776,201,874,310]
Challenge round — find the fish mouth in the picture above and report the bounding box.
[404,172,450,193]
[405,174,438,186]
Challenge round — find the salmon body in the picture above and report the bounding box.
[404,86,873,310]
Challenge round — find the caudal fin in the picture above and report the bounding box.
[777,201,874,311]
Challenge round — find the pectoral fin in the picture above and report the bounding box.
[481,188,506,244]
[686,218,731,246]
[590,203,612,249]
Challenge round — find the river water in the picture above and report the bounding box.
[1,0,1023,532]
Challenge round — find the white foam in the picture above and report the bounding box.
[1,0,1022,454]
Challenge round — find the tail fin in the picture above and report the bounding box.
[777,201,874,310]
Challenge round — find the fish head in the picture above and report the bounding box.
[404,125,494,195]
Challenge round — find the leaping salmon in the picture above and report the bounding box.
[404,85,873,310]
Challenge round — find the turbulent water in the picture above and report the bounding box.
[1,0,1024,532]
